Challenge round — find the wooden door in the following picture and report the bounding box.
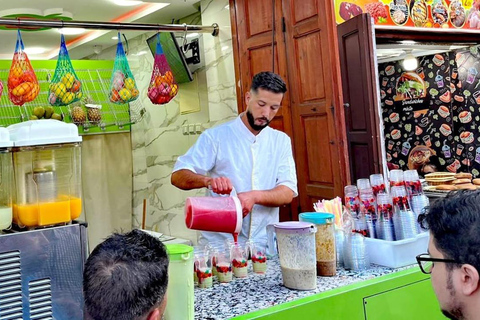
[229,0,297,221]
[338,14,382,181]
[229,0,293,137]
[282,0,349,213]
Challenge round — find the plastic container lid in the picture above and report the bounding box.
[299,212,334,225]
[8,120,82,147]
[274,221,317,234]
[0,127,13,148]
[166,244,193,261]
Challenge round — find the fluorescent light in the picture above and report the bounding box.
[403,54,418,71]
[186,32,199,38]
[112,36,118,40]
[24,47,46,54]
[112,0,143,6]
[221,46,229,51]
[57,28,86,35]
[135,50,148,56]
[401,40,416,45]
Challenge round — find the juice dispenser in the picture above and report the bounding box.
[8,120,82,228]
[0,127,13,230]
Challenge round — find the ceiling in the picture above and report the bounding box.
[376,42,472,64]
[0,0,202,60]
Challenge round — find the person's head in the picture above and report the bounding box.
[422,155,441,175]
[245,72,287,132]
[418,190,480,320]
[83,230,169,320]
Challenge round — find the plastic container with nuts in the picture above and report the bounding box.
[299,212,336,276]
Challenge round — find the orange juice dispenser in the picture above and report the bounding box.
[8,120,82,228]
[0,127,14,230]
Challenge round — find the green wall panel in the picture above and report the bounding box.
[0,60,132,134]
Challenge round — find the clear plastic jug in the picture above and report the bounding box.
[267,221,317,290]
[165,244,194,320]
[185,196,242,234]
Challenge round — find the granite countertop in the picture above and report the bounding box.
[194,258,414,320]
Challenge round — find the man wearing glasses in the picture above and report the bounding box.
[416,190,480,320]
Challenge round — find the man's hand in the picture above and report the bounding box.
[238,191,258,217]
[207,177,233,195]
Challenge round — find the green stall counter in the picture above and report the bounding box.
[231,268,445,320]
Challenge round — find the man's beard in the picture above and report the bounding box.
[246,110,270,131]
[441,272,464,320]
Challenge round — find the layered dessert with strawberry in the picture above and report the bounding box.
[196,267,213,288]
[252,255,267,274]
[232,259,248,278]
[216,263,233,283]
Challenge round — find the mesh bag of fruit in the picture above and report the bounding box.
[48,34,82,106]
[7,30,40,106]
[109,33,139,104]
[147,34,178,105]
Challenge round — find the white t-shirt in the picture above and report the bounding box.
[173,115,298,245]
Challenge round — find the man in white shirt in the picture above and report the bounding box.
[171,72,297,245]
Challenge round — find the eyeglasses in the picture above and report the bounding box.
[416,253,459,274]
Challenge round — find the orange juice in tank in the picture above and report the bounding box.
[8,120,82,228]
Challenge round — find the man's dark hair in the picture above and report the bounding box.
[83,229,169,320]
[418,190,480,271]
[250,71,287,94]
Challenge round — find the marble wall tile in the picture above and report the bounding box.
[127,1,238,243]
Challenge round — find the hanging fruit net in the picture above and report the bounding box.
[48,34,83,106]
[109,33,139,104]
[7,30,40,106]
[147,33,178,105]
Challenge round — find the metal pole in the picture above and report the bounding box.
[0,17,219,36]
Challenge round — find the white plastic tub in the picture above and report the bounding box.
[365,232,429,268]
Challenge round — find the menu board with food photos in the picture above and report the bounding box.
[335,0,480,31]
[379,45,480,177]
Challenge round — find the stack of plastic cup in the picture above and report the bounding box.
[404,170,423,199]
[389,170,405,188]
[344,185,359,214]
[376,193,395,241]
[391,186,418,240]
[343,233,369,271]
[335,229,345,268]
[411,194,429,233]
[344,185,367,236]
[370,174,386,196]
[357,178,371,191]
[359,188,377,238]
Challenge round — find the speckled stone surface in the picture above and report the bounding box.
[194,258,414,320]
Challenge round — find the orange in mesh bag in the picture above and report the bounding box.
[147,34,178,105]
[8,30,40,106]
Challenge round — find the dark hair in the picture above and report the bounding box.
[83,229,169,320]
[418,190,480,271]
[250,71,287,94]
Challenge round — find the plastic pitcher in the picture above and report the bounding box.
[185,196,242,234]
[267,221,317,290]
[164,244,194,320]
[299,213,336,276]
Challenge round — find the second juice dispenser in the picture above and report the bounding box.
[8,120,82,228]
